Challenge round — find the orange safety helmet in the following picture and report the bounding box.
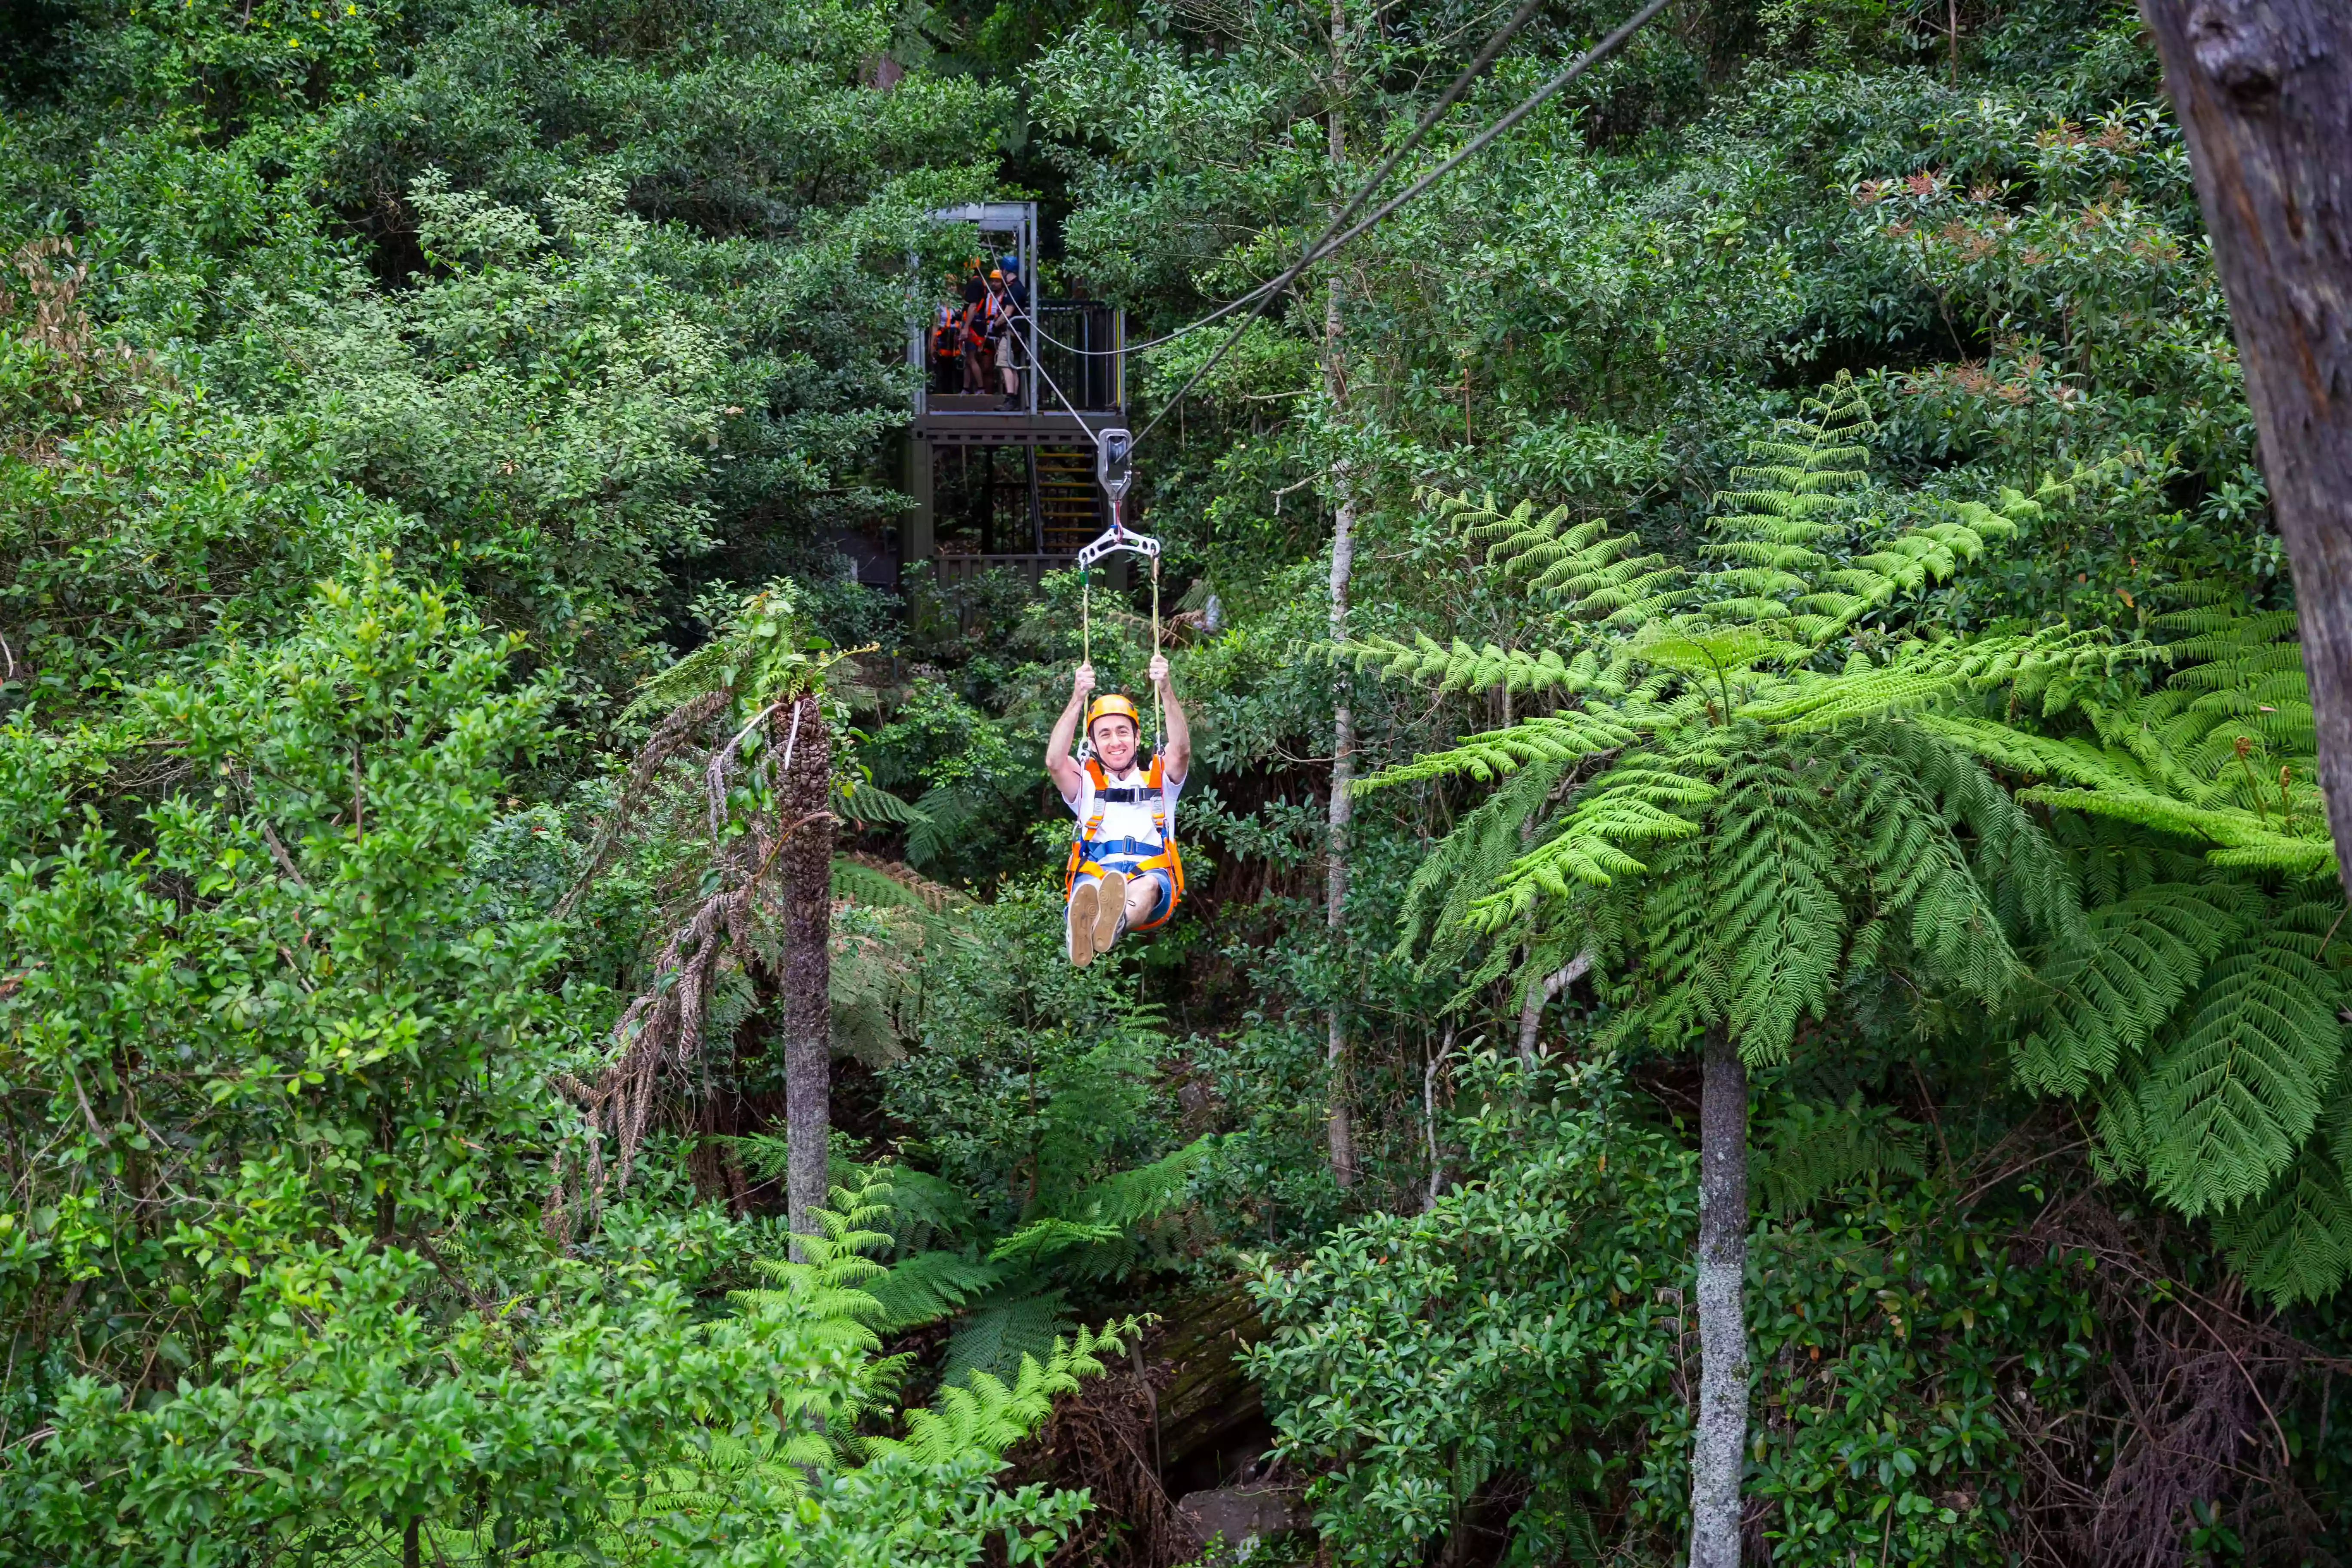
[1084,693,1142,740]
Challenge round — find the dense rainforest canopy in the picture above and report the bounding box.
[5,0,2351,1562]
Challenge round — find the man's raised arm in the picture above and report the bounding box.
[1046,663,1094,803]
[1150,653,1190,784]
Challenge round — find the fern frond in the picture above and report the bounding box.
[936,1289,1069,1387]
[2139,925,2345,1216]
[1357,709,1652,792]
[1064,1135,1214,1229]
[1396,758,1573,967]
[876,1317,1142,1461]
[2009,884,2244,1095]
[833,852,970,913]
[2211,1148,2352,1307]
[1344,634,1634,700]
[865,1250,1010,1332]
[1420,487,1682,626]
[1467,763,1713,922]
[840,780,931,828]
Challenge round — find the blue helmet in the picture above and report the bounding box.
[999,253,1020,275]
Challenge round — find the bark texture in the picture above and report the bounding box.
[1321,3,1358,1187]
[777,692,833,1249]
[1689,1025,1749,1568]
[1514,951,1592,1068]
[2138,1,2352,891]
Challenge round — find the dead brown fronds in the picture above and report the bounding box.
[2006,1186,2351,1567]
[836,850,966,912]
[996,1349,1187,1568]
[547,691,833,1240]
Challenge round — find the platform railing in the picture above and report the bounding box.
[918,300,1123,414]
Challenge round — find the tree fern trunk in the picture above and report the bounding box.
[1322,0,1359,1189]
[779,693,833,1254]
[2137,1,2352,894]
[1689,1023,1748,1567]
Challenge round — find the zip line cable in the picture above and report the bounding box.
[1018,0,1550,364]
[1009,302,1153,747]
[1129,0,1671,450]
[986,0,1664,704]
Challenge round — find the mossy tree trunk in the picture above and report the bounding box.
[778,693,833,1250]
[1322,0,1359,1188]
[1689,1023,1749,1567]
[2139,0,2352,894]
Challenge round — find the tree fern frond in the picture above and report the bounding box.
[2009,885,2244,1095]
[1395,759,1572,966]
[1064,1135,1214,1229]
[1356,710,1652,792]
[2140,928,2346,1216]
[1419,488,1682,626]
[873,1317,1143,1461]
[839,780,930,828]
[1468,763,1713,922]
[935,1290,1069,1387]
[833,853,970,913]
[864,1250,1010,1332]
[2211,1149,2352,1307]
[1710,755,1844,1061]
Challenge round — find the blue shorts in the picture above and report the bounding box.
[1075,865,1172,922]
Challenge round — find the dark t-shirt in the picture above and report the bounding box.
[962,274,986,306]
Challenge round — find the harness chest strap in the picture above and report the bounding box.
[1064,756,1185,928]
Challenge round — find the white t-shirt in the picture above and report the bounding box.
[1063,759,1184,856]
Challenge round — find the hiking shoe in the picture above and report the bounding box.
[1067,883,1099,967]
[1093,870,1128,953]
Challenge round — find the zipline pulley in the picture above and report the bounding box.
[1074,426,1165,753]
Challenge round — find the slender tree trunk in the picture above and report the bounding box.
[1689,1024,1749,1568]
[1322,0,1359,1188]
[1514,951,1593,1069]
[778,693,833,1253]
[2138,2,2352,895]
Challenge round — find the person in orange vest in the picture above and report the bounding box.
[1046,654,1191,965]
[960,271,991,393]
[931,300,963,392]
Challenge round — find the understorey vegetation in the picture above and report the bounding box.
[4,0,2350,1564]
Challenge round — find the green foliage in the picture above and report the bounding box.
[0,567,564,1350]
[1369,384,2352,1311]
[1250,1054,2095,1566]
[1755,1094,1927,1218]
[1364,398,2086,1066]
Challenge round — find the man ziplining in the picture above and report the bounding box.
[1047,655,1189,966]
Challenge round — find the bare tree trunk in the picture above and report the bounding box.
[1322,0,1359,1188]
[1514,951,1593,1069]
[1688,1024,1748,1568]
[2138,1,2352,895]
[778,693,833,1253]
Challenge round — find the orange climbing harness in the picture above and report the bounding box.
[1063,754,1186,933]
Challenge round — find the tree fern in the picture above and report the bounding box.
[938,1289,1071,1387]
[2137,923,2345,1216]
[873,1318,1142,1467]
[1365,376,2352,1333]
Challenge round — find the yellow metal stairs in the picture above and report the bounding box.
[1036,447,1101,553]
